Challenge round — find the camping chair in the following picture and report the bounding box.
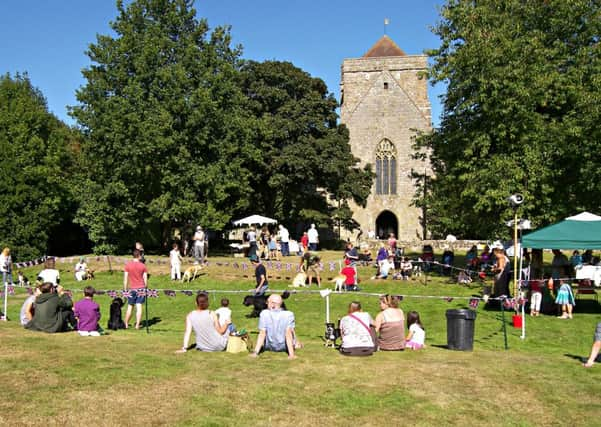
[575,279,598,302]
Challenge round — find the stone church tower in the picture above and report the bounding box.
[340,35,431,241]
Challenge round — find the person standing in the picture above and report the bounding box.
[299,252,321,287]
[278,224,290,257]
[307,224,319,251]
[193,226,205,265]
[250,255,268,295]
[123,249,148,330]
[0,247,13,285]
[247,226,258,258]
[169,243,183,280]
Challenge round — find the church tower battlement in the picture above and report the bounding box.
[340,35,431,240]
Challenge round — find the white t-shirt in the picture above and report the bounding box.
[408,323,425,345]
[75,262,87,273]
[214,307,232,326]
[340,312,374,348]
[194,230,205,247]
[308,228,319,244]
[38,269,60,285]
[169,249,181,265]
[279,227,289,243]
[0,254,11,272]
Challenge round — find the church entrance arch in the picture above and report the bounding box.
[375,210,398,240]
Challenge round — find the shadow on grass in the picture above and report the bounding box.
[141,316,162,328]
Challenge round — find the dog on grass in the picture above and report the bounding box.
[242,291,290,318]
[412,262,422,278]
[290,272,307,288]
[107,297,126,330]
[330,274,347,292]
[182,265,203,283]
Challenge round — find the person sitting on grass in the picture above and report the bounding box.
[375,295,405,351]
[250,294,298,359]
[340,259,359,291]
[20,285,42,326]
[583,322,601,368]
[339,301,375,356]
[74,286,101,336]
[177,292,230,353]
[405,311,426,350]
[25,282,74,333]
[372,255,394,280]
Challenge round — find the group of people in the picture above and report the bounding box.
[339,295,425,356]
[245,224,319,260]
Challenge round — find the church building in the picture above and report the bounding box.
[340,35,431,241]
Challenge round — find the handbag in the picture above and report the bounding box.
[226,334,250,353]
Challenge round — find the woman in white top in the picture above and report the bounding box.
[339,301,375,356]
[0,247,13,285]
[38,258,60,286]
[74,257,88,281]
[177,293,230,353]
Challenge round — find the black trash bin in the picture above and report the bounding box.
[446,309,477,351]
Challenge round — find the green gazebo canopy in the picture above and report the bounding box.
[521,212,601,249]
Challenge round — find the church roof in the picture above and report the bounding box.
[363,35,406,58]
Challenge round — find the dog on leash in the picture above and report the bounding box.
[182,265,203,283]
[242,291,290,318]
[107,297,126,330]
[290,272,307,288]
[330,274,347,292]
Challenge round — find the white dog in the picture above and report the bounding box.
[290,272,307,287]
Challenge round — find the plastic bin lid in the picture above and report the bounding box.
[445,309,477,319]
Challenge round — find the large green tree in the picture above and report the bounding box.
[71,0,254,252]
[415,0,601,238]
[0,73,77,259]
[238,60,373,232]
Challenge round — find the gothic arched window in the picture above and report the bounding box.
[375,139,397,195]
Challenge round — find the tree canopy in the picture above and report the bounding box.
[238,60,373,231]
[71,0,370,252]
[415,0,601,238]
[0,73,77,259]
[70,0,254,252]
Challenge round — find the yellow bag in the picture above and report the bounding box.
[226,335,250,353]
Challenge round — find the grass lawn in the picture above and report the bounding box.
[1,251,600,426]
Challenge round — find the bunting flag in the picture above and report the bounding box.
[329,262,336,272]
[276,262,282,271]
[147,289,158,298]
[267,261,272,269]
[285,263,291,271]
[181,290,193,296]
[107,290,118,298]
[121,290,131,298]
[469,298,480,309]
[164,290,176,297]
[233,262,239,269]
[14,256,46,269]
[395,295,404,302]
[241,263,248,270]
[136,289,146,297]
[216,262,222,266]
[444,296,454,302]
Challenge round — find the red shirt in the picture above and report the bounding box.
[125,260,147,289]
[341,266,356,285]
[300,235,308,248]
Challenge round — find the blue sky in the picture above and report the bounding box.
[0,0,445,126]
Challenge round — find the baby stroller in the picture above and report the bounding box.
[421,244,434,272]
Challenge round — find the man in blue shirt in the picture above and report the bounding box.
[250,294,297,359]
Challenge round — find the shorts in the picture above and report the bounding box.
[594,322,601,342]
[127,294,146,305]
